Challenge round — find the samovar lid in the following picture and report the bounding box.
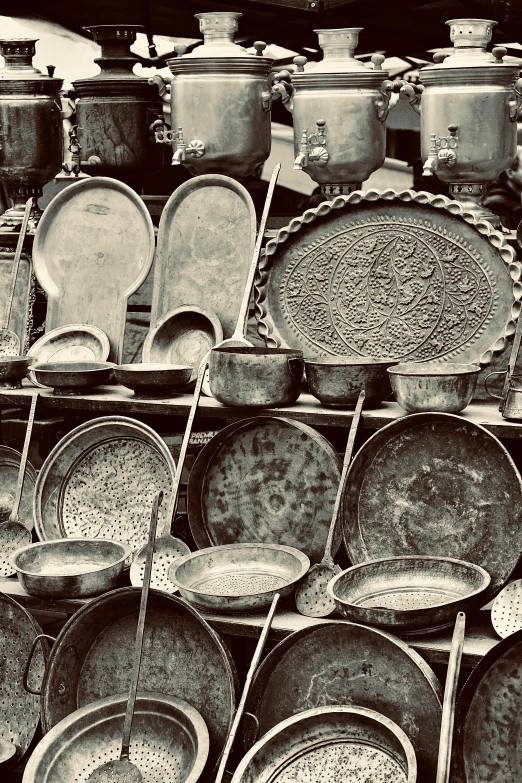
[0,39,62,90]
[170,11,272,65]
[422,18,516,70]
[290,27,388,84]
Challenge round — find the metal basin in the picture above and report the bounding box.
[11,539,131,598]
[170,544,310,613]
[0,356,34,389]
[209,347,304,408]
[31,361,115,395]
[23,692,209,783]
[232,706,416,783]
[388,362,481,413]
[114,363,192,396]
[143,306,223,384]
[328,556,491,636]
[305,356,396,407]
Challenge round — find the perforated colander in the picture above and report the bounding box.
[130,536,189,593]
[22,692,209,783]
[491,579,522,638]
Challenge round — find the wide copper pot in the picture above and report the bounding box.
[407,18,522,225]
[281,28,398,196]
[153,12,277,179]
[0,39,63,228]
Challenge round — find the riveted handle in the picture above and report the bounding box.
[484,370,506,400]
[22,633,55,695]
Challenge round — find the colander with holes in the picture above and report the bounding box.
[169,543,310,613]
[231,705,417,783]
[22,692,209,783]
[327,556,491,636]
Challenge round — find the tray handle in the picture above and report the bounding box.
[23,633,55,695]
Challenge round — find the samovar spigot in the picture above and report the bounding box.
[60,125,101,178]
[423,124,458,176]
[423,134,438,176]
[171,128,205,165]
[293,120,329,170]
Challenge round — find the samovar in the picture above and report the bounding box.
[403,18,522,226]
[278,28,399,196]
[151,12,280,179]
[0,39,63,229]
[69,25,164,189]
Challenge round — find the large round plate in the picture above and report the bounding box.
[454,628,522,783]
[187,417,341,561]
[242,621,442,782]
[33,177,155,363]
[0,592,49,771]
[342,412,522,600]
[27,324,110,388]
[40,588,238,780]
[255,190,521,367]
[0,445,37,531]
[34,416,176,552]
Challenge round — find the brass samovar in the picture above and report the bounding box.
[152,11,280,179]
[403,18,522,226]
[69,25,164,189]
[278,28,399,196]
[0,39,63,229]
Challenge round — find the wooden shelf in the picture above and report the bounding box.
[0,386,521,438]
[0,577,499,668]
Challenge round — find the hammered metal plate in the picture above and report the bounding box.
[151,175,256,339]
[34,417,176,551]
[455,628,522,783]
[491,579,522,639]
[0,592,49,771]
[242,622,442,782]
[342,412,522,600]
[187,417,341,561]
[256,190,521,367]
[40,589,238,780]
[0,445,37,531]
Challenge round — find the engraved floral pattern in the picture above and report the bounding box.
[281,224,492,360]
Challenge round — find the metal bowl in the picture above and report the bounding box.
[327,556,491,636]
[143,306,223,384]
[114,363,193,396]
[388,362,481,413]
[22,692,209,783]
[0,356,34,389]
[305,356,396,407]
[209,347,304,408]
[31,361,115,395]
[170,544,310,613]
[11,538,131,598]
[231,705,417,783]
[27,325,110,388]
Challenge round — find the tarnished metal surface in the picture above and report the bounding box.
[209,348,304,408]
[256,190,521,369]
[0,446,36,529]
[305,357,394,408]
[114,364,192,397]
[187,417,341,561]
[0,252,32,353]
[130,535,189,593]
[454,628,522,783]
[41,588,237,779]
[327,556,490,635]
[233,706,416,783]
[0,356,32,389]
[0,592,49,771]
[389,362,481,413]
[27,325,110,388]
[170,544,309,613]
[32,361,115,395]
[34,417,175,550]
[32,178,155,363]
[491,579,522,638]
[12,539,130,598]
[242,622,442,782]
[23,692,209,783]
[150,176,256,340]
[342,412,522,599]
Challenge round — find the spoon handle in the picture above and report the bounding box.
[9,392,38,523]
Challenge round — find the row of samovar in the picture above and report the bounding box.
[0,14,521,227]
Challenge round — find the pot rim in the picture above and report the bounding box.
[305,356,396,367]
[388,362,481,377]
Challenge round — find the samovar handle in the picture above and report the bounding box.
[270,67,295,113]
[510,76,522,122]
[400,82,423,115]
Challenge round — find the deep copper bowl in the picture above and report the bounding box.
[114,363,192,396]
[31,361,115,395]
[305,356,396,407]
[388,362,481,413]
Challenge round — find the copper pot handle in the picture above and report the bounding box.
[23,633,55,695]
[484,370,506,400]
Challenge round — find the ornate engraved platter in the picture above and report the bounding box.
[256,190,521,367]
[342,412,522,600]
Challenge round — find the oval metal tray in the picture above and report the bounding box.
[187,416,341,561]
[27,325,110,388]
[242,621,442,782]
[34,416,176,552]
[0,592,49,771]
[255,189,521,368]
[342,412,522,600]
[40,588,238,780]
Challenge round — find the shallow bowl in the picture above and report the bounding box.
[114,363,192,396]
[388,362,481,413]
